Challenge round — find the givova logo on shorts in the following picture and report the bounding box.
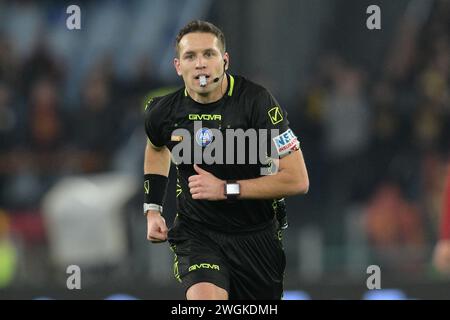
[188,263,220,272]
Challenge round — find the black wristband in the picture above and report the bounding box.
[144,174,169,206]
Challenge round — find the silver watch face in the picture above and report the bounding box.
[226,183,240,195]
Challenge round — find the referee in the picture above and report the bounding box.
[143,20,309,300]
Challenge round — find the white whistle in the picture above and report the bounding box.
[199,75,207,87]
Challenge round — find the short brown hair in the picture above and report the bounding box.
[175,20,226,57]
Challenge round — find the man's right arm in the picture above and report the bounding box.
[144,141,171,242]
[144,141,171,176]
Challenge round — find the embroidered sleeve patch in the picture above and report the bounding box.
[268,106,283,125]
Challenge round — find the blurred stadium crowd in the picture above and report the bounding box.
[295,0,449,271]
[0,0,449,298]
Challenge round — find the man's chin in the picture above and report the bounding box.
[198,90,210,97]
[192,85,211,96]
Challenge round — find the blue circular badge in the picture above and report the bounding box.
[195,128,213,147]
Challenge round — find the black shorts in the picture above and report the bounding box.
[167,214,286,300]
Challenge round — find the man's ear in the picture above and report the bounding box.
[173,58,182,76]
[223,52,230,71]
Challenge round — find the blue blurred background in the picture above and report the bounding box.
[0,0,449,299]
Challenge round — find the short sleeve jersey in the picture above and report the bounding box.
[144,74,300,232]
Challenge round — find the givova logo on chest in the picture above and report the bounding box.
[188,114,222,121]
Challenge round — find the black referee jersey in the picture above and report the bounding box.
[144,74,298,232]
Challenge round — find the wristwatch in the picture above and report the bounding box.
[224,180,240,200]
[144,203,163,216]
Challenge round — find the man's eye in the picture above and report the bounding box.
[205,52,212,57]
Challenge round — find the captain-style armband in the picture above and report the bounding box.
[144,174,169,215]
[272,128,300,158]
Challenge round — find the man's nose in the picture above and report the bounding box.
[195,56,206,69]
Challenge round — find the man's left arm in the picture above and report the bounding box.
[188,149,308,200]
[238,149,309,199]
